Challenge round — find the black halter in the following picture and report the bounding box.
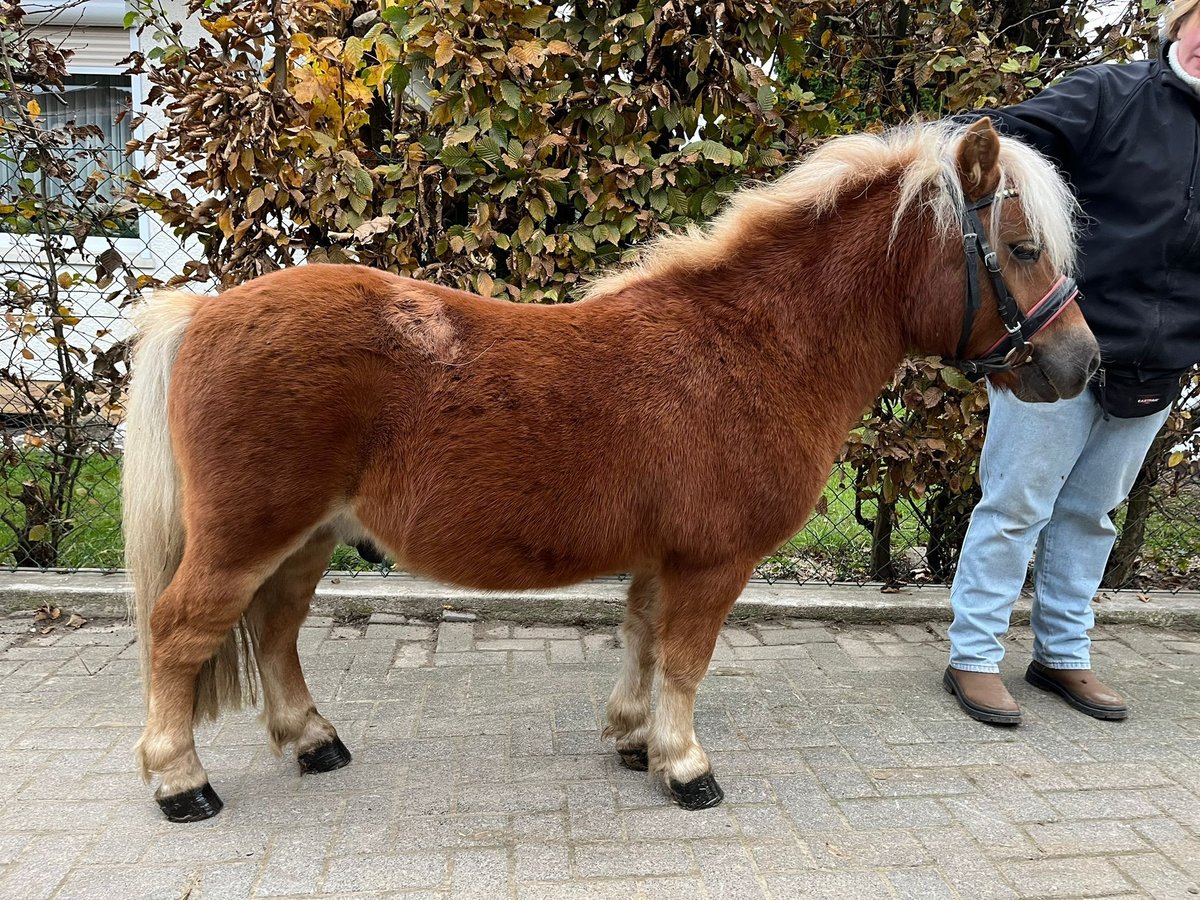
[942,189,1080,379]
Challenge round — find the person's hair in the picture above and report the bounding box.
[1166,0,1200,39]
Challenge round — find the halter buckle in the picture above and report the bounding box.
[1002,343,1034,368]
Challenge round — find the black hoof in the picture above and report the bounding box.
[669,772,725,810]
[156,782,223,822]
[618,747,649,771]
[298,736,352,774]
[355,541,386,565]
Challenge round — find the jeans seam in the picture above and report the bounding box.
[949,663,1000,674]
[1032,657,1091,670]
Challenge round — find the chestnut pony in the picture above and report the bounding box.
[124,119,1099,822]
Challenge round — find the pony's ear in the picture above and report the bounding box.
[956,118,1002,201]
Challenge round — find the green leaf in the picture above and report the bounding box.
[940,367,975,391]
[698,140,733,165]
[475,137,503,165]
[516,6,551,28]
[27,524,49,542]
[757,84,776,112]
[439,146,473,168]
[500,81,521,109]
[400,15,432,39]
[351,168,372,196]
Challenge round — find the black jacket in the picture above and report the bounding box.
[978,44,1200,375]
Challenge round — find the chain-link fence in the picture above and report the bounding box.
[2,152,1198,589]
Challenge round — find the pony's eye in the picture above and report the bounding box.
[1009,242,1041,262]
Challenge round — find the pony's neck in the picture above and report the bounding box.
[689,181,938,430]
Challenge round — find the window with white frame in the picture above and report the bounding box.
[3,0,138,239]
[0,72,136,237]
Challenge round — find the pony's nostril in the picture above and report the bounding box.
[1088,352,1101,378]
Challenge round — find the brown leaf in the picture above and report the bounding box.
[67,614,87,629]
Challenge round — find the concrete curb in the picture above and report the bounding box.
[2,571,1199,630]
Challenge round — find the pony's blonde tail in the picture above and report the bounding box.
[125,291,259,727]
[123,291,200,709]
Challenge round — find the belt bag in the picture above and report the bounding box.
[1090,366,1183,418]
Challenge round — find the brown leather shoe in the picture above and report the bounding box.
[943,666,1022,725]
[1024,662,1128,720]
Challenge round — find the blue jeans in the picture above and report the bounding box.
[949,383,1170,673]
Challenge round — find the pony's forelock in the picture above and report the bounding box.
[584,120,1078,299]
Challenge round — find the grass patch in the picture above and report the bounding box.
[2,456,1196,587]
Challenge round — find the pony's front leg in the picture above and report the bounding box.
[603,574,659,771]
[649,564,752,810]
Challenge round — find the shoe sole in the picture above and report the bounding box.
[1024,666,1129,720]
[942,669,1022,726]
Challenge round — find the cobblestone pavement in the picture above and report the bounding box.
[2,613,1199,900]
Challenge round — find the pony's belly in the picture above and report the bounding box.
[348,502,635,591]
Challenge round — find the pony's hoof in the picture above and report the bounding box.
[354,541,386,565]
[156,782,223,822]
[617,747,649,771]
[298,736,352,774]
[668,772,725,810]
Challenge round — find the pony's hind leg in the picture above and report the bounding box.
[135,557,263,822]
[245,527,350,773]
[603,574,659,771]
[649,563,752,810]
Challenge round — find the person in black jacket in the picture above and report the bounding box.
[943,1,1200,725]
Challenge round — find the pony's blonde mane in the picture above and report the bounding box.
[583,120,1078,300]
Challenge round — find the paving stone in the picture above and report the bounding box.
[1001,857,1134,897]
[435,623,474,653]
[1113,852,1200,898]
[475,639,546,652]
[1043,788,1163,820]
[764,869,894,899]
[53,864,194,900]
[805,829,933,868]
[513,626,583,640]
[839,797,953,829]
[1025,819,1149,855]
[693,839,772,899]
[365,623,434,641]
[573,842,695,878]
[514,843,570,882]
[884,866,959,899]
[638,875,708,899]
[449,847,510,899]
[323,851,448,892]
[547,641,585,664]
[518,880,641,899]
